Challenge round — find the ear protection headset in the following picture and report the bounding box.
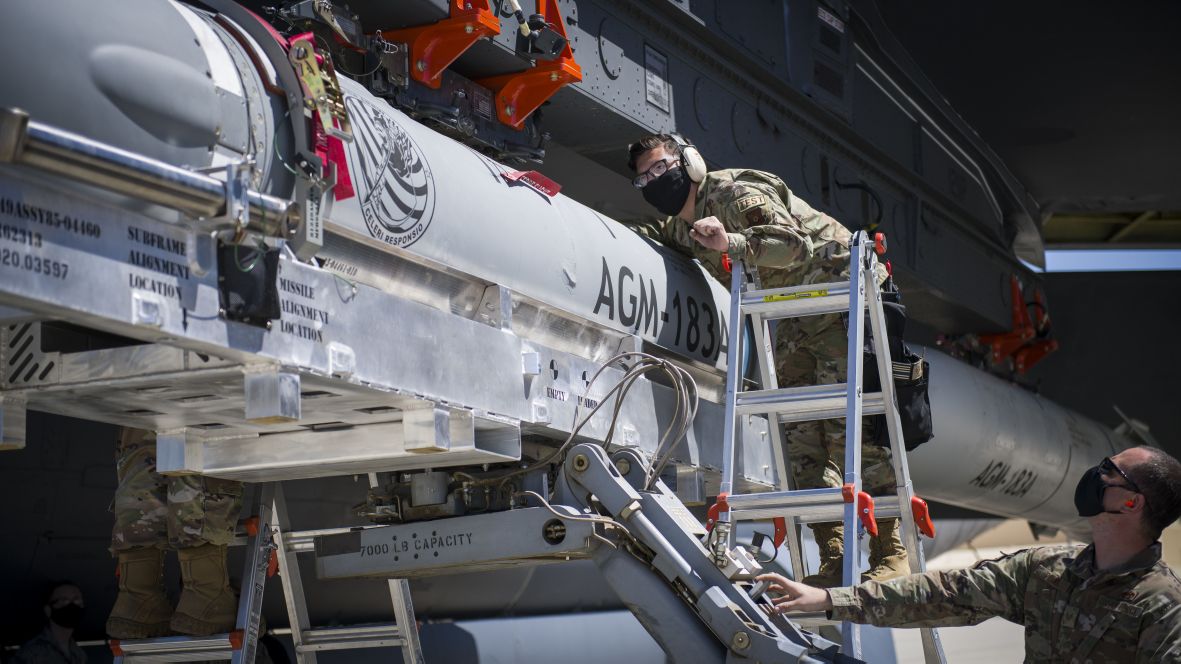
[670,133,707,183]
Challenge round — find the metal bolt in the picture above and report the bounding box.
[505,105,515,117]
[416,60,427,72]
[294,46,308,59]
[550,71,559,81]
[615,458,631,475]
[730,631,751,651]
[572,454,589,472]
[465,24,474,33]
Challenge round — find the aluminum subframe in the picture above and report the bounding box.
[0,167,779,487]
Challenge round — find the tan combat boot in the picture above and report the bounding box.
[864,518,909,583]
[106,546,173,638]
[171,544,238,635]
[802,523,846,588]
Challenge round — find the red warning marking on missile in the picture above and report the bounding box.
[503,170,561,197]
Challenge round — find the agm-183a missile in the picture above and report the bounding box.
[0,0,1129,543]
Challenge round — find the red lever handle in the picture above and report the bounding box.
[705,492,730,532]
[873,232,887,256]
[911,496,936,538]
[772,516,788,549]
[858,492,878,536]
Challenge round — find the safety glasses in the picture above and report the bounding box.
[632,158,679,188]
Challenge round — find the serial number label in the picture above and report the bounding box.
[0,196,102,239]
[0,222,42,248]
[0,247,69,279]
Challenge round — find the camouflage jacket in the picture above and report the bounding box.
[12,627,87,664]
[627,169,882,335]
[627,169,868,289]
[828,543,1181,663]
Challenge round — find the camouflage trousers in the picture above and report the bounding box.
[775,314,896,496]
[110,427,243,553]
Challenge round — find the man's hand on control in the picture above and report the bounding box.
[755,573,833,614]
[690,216,729,252]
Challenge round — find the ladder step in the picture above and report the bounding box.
[112,634,238,662]
[741,282,851,319]
[729,492,905,523]
[296,624,407,653]
[734,384,885,423]
[727,487,844,512]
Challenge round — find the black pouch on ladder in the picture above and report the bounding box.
[864,277,933,451]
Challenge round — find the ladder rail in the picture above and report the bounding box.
[716,261,748,552]
[389,579,424,664]
[231,483,274,664]
[271,483,319,664]
[838,234,868,658]
[864,266,949,663]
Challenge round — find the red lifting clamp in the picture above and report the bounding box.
[705,492,730,532]
[383,0,501,90]
[873,231,887,256]
[478,0,583,128]
[911,496,937,538]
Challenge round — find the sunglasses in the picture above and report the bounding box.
[1099,456,1142,494]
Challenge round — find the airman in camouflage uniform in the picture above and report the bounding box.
[111,428,243,552]
[827,543,1181,663]
[627,135,904,585]
[107,427,242,639]
[759,446,1181,662]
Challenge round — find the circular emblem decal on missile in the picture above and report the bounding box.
[344,95,435,248]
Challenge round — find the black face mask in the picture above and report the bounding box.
[641,165,693,216]
[49,603,84,629]
[1074,465,1124,517]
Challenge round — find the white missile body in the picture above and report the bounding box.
[0,0,1129,541]
[323,78,1127,536]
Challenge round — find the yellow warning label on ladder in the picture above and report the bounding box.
[762,289,829,303]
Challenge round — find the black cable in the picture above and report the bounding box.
[751,531,780,565]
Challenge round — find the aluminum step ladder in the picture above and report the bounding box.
[712,230,946,663]
[111,482,424,663]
